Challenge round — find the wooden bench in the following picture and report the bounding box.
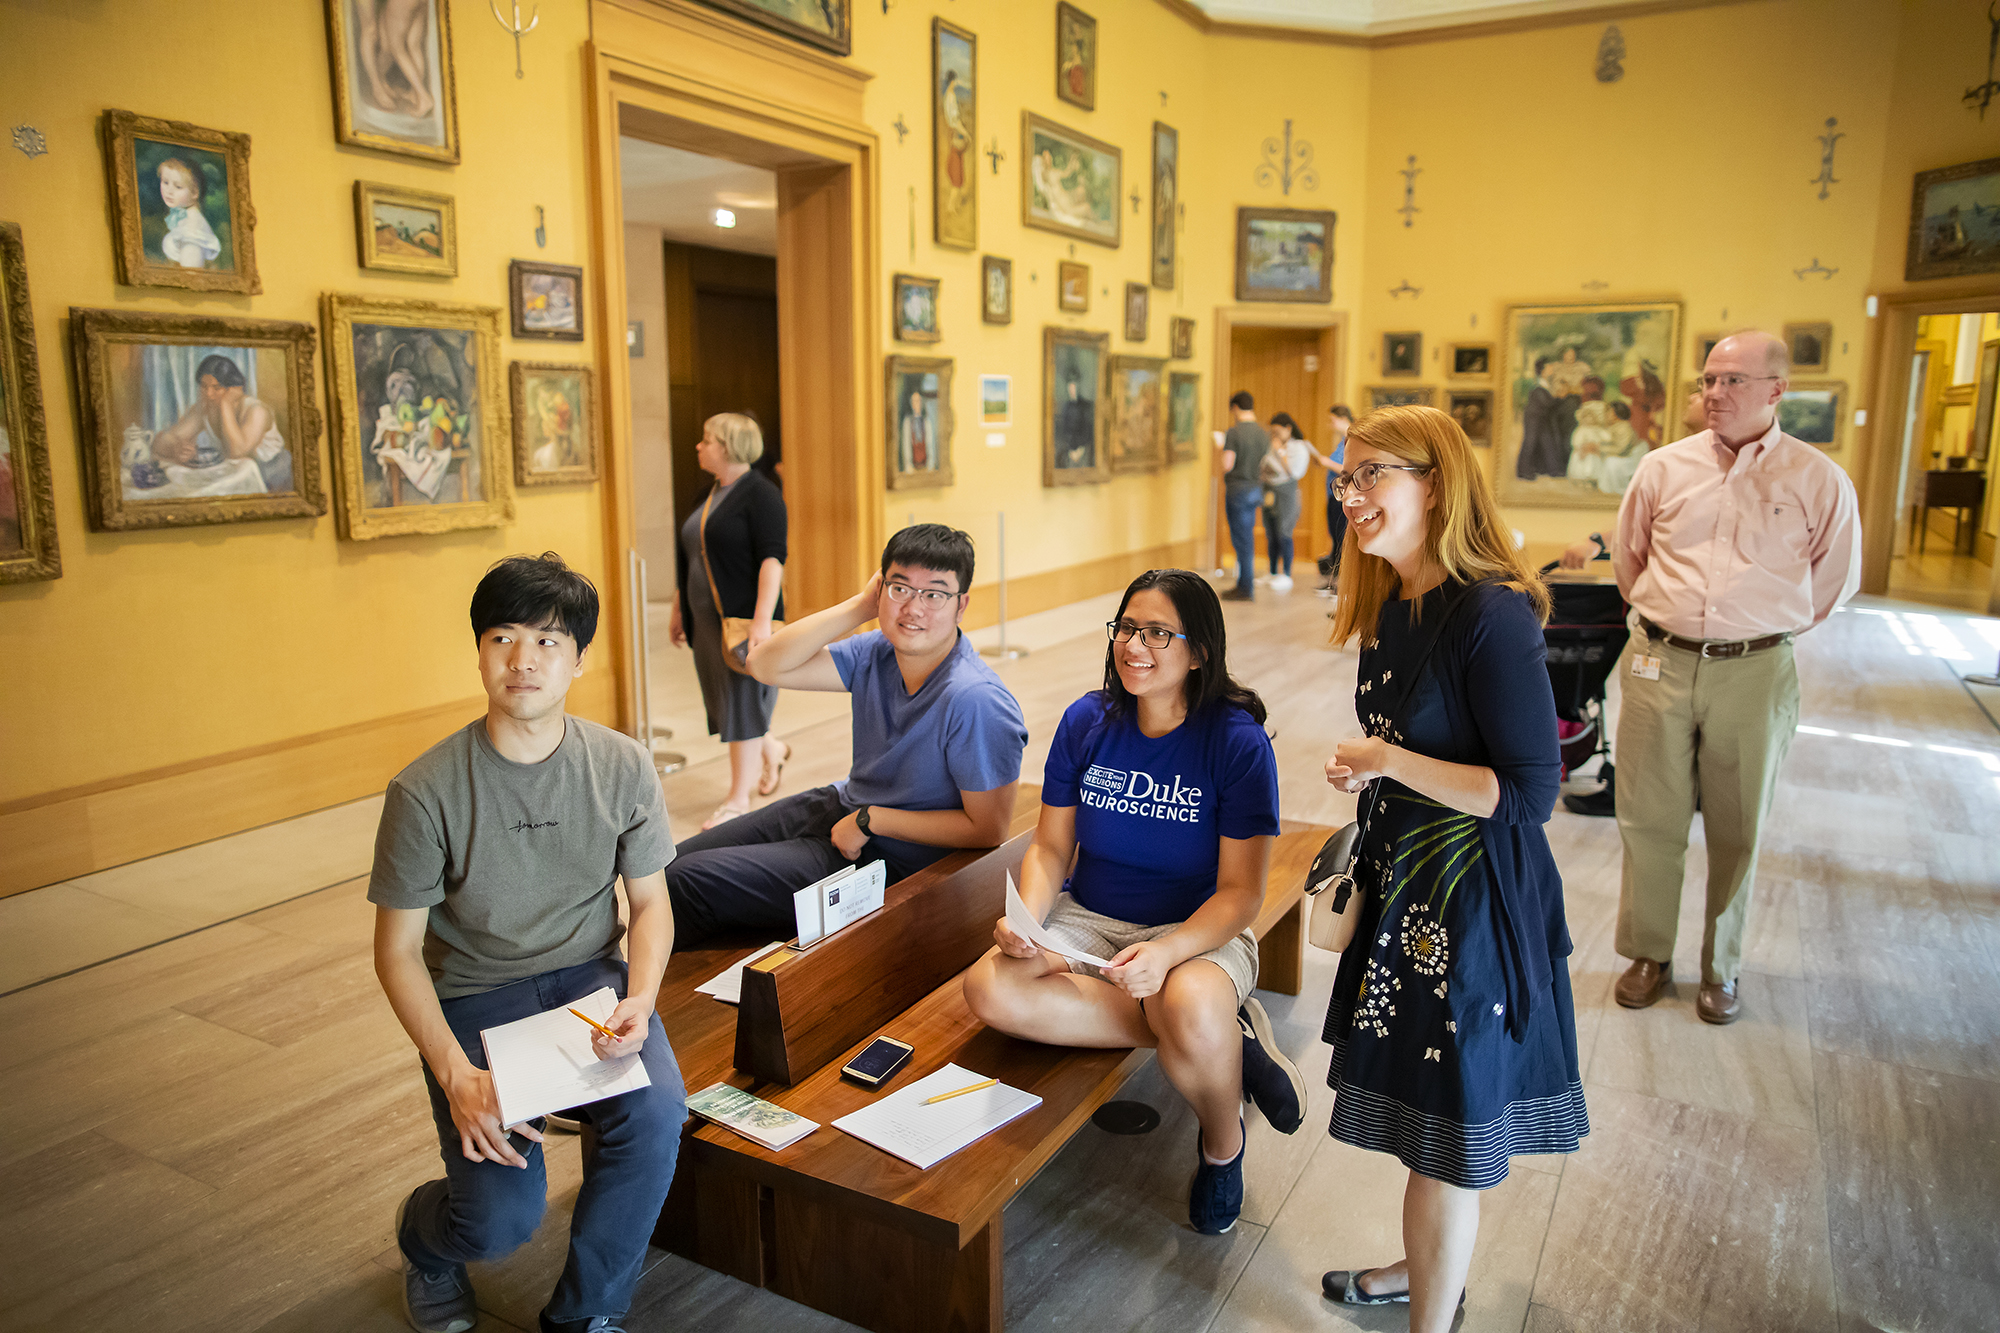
[655,819,1329,1333]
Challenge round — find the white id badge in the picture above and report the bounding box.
[1630,654,1661,681]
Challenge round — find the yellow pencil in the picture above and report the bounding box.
[922,1076,998,1105]
[569,1007,620,1042]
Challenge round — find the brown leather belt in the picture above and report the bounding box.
[1638,617,1792,660]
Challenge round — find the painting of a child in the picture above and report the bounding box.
[133,139,234,272]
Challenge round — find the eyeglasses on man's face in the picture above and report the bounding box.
[1107,620,1187,650]
[1330,460,1431,499]
[883,580,961,606]
[1699,373,1781,393]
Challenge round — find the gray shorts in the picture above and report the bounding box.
[1041,891,1261,1009]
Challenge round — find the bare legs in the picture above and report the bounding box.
[710,734,788,825]
[963,949,1244,1161]
[1355,1170,1481,1333]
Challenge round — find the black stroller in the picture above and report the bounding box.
[1540,561,1628,809]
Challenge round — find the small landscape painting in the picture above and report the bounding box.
[1777,379,1845,450]
[1906,156,2000,282]
[980,374,1010,426]
[1023,112,1121,248]
[356,181,456,276]
[697,0,850,56]
[1236,207,1334,303]
[1168,371,1200,464]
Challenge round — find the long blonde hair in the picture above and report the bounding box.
[1329,405,1550,646]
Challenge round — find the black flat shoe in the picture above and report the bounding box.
[1321,1269,1465,1308]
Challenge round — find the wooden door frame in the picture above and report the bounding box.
[585,0,880,732]
[1207,306,1349,571]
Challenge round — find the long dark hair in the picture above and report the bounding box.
[1101,569,1266,725]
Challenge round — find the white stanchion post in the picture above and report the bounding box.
[631,550,685,774]
[981,510,1027,660]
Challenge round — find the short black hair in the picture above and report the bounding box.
[1330,403,1352,420]
[196,354,246,389]
[1228,390,1254,411]
[470,551,599,652]
[1269,411,1300,437]
[881,523,975,594]
[1101,569,1266,725]
[1534,355,1552,374]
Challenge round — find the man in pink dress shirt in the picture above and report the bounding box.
[1609,331,1860,1024]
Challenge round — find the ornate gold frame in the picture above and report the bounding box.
[1021,111,1122,249]
[932,17,977,252]
[1124,283,1149,343]
[1234,207,1335,304]
[1366,385,1437,411]
[510,259,585,341]
[892,273,942,343]
[100,110,260,295]
[1447,341,1492,379]
[1780,378,1848,452]
[1170,317,1195,360]
[1150,121,1177,290]
[510,361,599,486]
[1167,371,1200,464]
[980,255,1012,324]
[69,308,324,532]
[1446,389,1494,445]
[1108,355,1167,474]
[1055,2,1096,111]
[0,223,59,582]
[321,293,512,540]
[1043,327,1109,488]
[322,0,460,164]
[1058,261,1090,313]
[884,354,955,492]
[1783,321,1832,375]
[1382,331,1422,378]
[355,180,458,277]
[695,0,850,56]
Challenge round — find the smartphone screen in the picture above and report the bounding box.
[846,1037,912,1083]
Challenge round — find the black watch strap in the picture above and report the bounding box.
[854,805,871,836]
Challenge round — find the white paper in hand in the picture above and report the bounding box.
[480,987,652,1129]
[1005,871,1113,968]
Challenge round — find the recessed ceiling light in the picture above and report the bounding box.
[713,208,737,229]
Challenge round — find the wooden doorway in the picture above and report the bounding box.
[1212,314,1345,579]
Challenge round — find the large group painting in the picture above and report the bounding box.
[324,0,460,163]
[932,20,977,251]
[1499,300,1682,509]
[1022,113,1121,248]
[1044,327,1108,487]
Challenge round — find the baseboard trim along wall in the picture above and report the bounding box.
[959,539,1201,632]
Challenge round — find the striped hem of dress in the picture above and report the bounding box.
[1327,1065,1590,1190]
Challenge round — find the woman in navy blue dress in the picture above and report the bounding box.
[1318,406,1588,1330]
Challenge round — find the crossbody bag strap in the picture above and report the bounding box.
[697,485,728,617]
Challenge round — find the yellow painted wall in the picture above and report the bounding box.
[0,0,605,803]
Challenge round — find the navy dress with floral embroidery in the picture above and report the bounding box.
[1321,580,1588,1190]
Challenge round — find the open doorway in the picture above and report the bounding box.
[1214,320,1340,591]
[1886,310,1999,612]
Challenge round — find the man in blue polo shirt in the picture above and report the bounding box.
[663,524,1028,945]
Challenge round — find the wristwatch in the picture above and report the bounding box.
[1589,532,1608,559]
[854,805,872,837]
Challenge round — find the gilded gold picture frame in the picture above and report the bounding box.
[355,181,458,277]
[695,0,850,56]
[1058,261,1091,314]
[1235,207,1334,304]
[1021,112,1121,249]
[1447,342,1492,379]
[981,255,1012,324]
[1124,283,1150,343]
[323,0,460,164]
[101,110,260,295]
[510,361,599,486]
[932,18,977,252]
[1167,371,1201,464]
[1108,354,1167,474]
[1055,2,1097,111]
[885,354,955,492]
[1044,327,1109,488]
[0,222,59,582]
[1170,316,1195,360]
[1783,321,1832,375]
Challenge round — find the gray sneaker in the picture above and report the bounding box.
[396,1193,477,1333]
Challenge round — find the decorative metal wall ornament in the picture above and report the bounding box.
[1397,155,1421,228]
[11,125,47,158]
[1968,3,2000,119]
[1595,25,1626,83]
[534,205,546,248]
[1794,257,1839,280]
[1255,120,1318,196]
[1582,280,1610,292]
[892,114,910,145]
[489,0,539,78]
[985,137,1005,174]
[1812,118,1844,199]
[1388,279,1422,299]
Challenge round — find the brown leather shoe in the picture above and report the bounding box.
[1614,958,1668,1009]
[1697,979,1741,1025]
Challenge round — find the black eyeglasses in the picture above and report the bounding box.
[1699,373,1782,392]
[1330,461,1431,499]
[1107,620,1187,649]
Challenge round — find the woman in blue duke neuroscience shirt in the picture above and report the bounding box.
[963,569,1301,1237]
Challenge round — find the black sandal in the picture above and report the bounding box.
[1322,1269,1466,1308]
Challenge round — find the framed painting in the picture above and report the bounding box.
[1383,331,1421,377]
[1044,327,1109,487]
[1056,2,1096,111]
[322,293,512,540]
[1906,156,2000,281]
[893,273,941,342]
[980,374,1010,427]
[1777,379,1846,451]
[1973,339,1999,466]
[1783,321,1831,374]
[355,181,457,277]
[510,260,583,341]
[695,0,850,56]
[1235,207,1334,303]
[886,355,954,491]
[1499,299,1682,509]
[1168,371,1201,465]
[1124,283,1150,343]
[1448,342,1491,378]
[1693,330,1724,370]
[1367,385,1436,411]
[510,361,597,486]
[1151,122,1178,290]
[1447,390,1493,446]
[0,223,58,583]
[1022,112,1121,248]
[1058,260,1090,313]
[933,19,977,251]
[1108,356,1166,474]
[101,110,259,295]
[1170,316,1195,360]
[70,308,324,532]
[323,0,459,163]
[981,255,1012,324]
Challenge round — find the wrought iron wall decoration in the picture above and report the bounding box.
[892,115,910,144]
[1397,155,1421,228]
[1812,118,1843,199]
[985,137,1005,174]
[1596,25,1626,83]
[1388,279,1422,299]
[12,125,47,158]
[1256,119,1317,196]
[1794,257,1838,280]
[1968,3,1999,120]
[490,0,538,78]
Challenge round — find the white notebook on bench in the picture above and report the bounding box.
[832,1063,1041,1170]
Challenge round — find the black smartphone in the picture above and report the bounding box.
[841,1035,914,1088]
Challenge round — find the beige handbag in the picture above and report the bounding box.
[699,485,781,675]
[1305,822,1365,951]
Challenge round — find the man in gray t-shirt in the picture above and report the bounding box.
[1219,391,1270,601]
[367,552,683,1333]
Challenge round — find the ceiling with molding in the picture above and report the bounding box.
[1189,0,1688,37]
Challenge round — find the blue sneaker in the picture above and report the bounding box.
[1189,1119,1246,1235]
[1239,998,1306,1134]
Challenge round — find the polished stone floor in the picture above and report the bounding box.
[1,585,1995,1332]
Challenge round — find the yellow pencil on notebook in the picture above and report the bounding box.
[568,1007,621,1042]
[922,1076,998,1105]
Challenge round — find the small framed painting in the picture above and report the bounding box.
[980,374,1011,426]
[1382,331,1421,377]
[511,362,597,485]
[1367,385,1436,411]
[1108,356,1166,474]
[1693,330,1724,370]
[1023,112,1121,248]
[101,110,259,295]
[510,260,583,341]
[1906,156,2000,282]
[1151,121,1178,290]
[1777,379,1846,450]
[1170,316,1195,360]
[893,273,941,343]
[1056,2,1096,111]
[323,0,459,163]
[0,223,59,583]
[1448,342,1491,378]
[1124,283,1149,343]
[981,255,1012,324]
[1235,207,1334,304]
[1058,261,1090,313]
[932,19,977,251]
[1783,321,1832,374]
[355,181,457,276]
[1044,326,1109,487]
[1168,371,1201,464]
[69,308,325,531]
[886,355,954,490]
[1447,390,1493,446]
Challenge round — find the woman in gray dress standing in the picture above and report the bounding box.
[669,413,790,829]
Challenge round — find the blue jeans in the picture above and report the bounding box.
[1225,487,1261,595]
[398,956,685,1324]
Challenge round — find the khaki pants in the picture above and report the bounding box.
[1613,626,1800,985]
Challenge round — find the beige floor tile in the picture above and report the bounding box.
[174,938,388,1048]
[0,882,209,993]
[1585,972,1815,1131]
[627,1252,864,1330]
[1801,930,2000,1082]
[245,875,378,946]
